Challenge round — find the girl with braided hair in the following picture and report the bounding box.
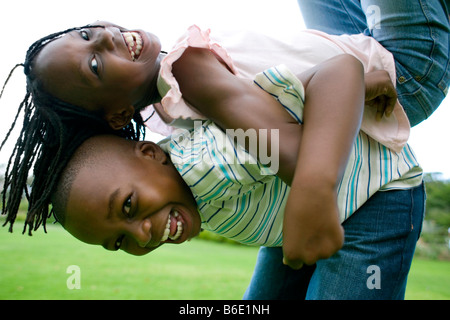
[0,23,150,235]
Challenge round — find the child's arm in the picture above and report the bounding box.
[172,47,303,183]
[172,49,364,267]
[282,67,397,268]
[281,56,365,268]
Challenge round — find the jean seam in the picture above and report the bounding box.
[340,0,365,33]
[419,0,450,94]
[387,188,413,298]
[393,183,425,298]
[437,33,450,93]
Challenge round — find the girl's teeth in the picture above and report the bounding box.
[122,31,143,61]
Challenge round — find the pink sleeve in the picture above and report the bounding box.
[156,25,238,121]
[308,30,410,153]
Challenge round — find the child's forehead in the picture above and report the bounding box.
[40,32,78,55]
[36,29,97,73]
[69,148,129,199]
[63,136,143,199]
[34,34,82,85]
[72,136,139,173]
[76,138,133,165]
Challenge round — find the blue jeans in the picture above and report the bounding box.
[297,0,450,126]
[243,183,426,300]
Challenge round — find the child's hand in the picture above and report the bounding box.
[282,182,344,270]
[364,70,398,121]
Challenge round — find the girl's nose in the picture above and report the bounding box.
[95,27,115,51]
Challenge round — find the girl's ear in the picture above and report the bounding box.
[136,141,168,164]
[105,106,135,130]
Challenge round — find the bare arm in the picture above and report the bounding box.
[172,47,301,183]
[282,55,365,267]
[173,49,365,267]
[172,49,367,184]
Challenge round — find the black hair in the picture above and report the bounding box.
[50,135,101,227]
[0,25,146,235]
[51,135,136,227]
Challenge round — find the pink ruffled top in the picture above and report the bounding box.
[157,25,237,121]
[145,25,410,153]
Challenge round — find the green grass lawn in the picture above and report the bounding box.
[0,222,449,300]
[405,258,450,300]
[0,222,258,299]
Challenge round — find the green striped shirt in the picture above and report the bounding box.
[159,65,422,247]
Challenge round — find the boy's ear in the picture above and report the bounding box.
[105,106,135,130]
[137,141,168,164]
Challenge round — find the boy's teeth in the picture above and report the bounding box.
[169,221,183,241]
[161,211,183,242]
[161,216,171,242]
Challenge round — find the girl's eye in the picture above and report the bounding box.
[90,56,99,75]
[123,196,132,216]
[80,29,89,40]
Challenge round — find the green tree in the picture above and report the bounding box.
[421,173,450,257]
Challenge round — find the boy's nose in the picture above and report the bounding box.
[131,218,152,248]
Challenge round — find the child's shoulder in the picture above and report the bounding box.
[157,25,238,123]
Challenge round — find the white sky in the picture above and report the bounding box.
[0,0,449,179]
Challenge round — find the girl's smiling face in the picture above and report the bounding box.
[33,21,163,129]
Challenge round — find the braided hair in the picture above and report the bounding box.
[0,25,146,235]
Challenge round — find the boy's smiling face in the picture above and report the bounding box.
[33,21,162,129]
[60,135,201,256]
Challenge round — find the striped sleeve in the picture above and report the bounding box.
[253,65,422,223]
[159,64,422,247]
[162,120,287,246]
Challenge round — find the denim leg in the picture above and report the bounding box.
[297,0,450,126]
[297,0,368,34]
[306,184,426,300]
[243,246,315,300]
[361,0,450,126]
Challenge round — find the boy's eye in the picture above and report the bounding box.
[114,235,125,250]
[80,29,89,41]
[90,56,99,75]
[123,196,132,216]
